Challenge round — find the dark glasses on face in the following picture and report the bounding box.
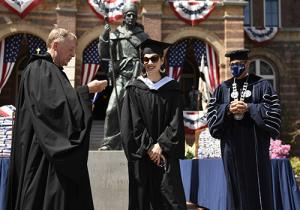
[143,55,160,64]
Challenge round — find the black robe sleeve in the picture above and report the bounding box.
[121,87,154,161]
[248,81,281,138]
[207,85,231,139]
[156,93,185,158]
[23,60,92,183]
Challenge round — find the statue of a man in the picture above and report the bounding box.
[98,3,149,150]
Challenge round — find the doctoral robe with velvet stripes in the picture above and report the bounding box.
[207,73,281,210]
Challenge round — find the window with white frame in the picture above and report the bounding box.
[248,59,276,88]
[265,0,280,27]
[244,0,251,26]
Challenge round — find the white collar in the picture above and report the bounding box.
[137,76,174,90]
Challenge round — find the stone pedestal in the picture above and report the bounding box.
[88,151,128,210]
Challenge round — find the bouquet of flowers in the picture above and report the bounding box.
[269,139,291,159]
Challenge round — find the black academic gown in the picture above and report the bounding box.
[207,74,281,210]
[121,77,187,210]
[6,53,94,210]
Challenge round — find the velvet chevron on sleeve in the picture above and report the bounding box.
[207,85,231,139]
[248,82,281,138]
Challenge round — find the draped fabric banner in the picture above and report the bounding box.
[81,39,101,85]
[88,0,140,23]
[1,0,42,18]
[244,27,279,43]
[183,111,207,132]
[166,40,188,81]
[169,0,217,26]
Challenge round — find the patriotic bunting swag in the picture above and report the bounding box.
[1,0,42,18]
[183,111,207,133]
[169,0,217,26]
[244,26,279,43]
[88,0,139,23]
[81,39,101,85]
[0,34,46,93]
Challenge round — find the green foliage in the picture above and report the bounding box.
[280,106,300,156]
[185,150,195,159]
[290,156,300,177]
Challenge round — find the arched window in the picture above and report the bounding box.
[249,59,277,89]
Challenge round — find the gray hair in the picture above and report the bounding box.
[47,28,77,49]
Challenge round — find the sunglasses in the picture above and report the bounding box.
[143,55,160,64]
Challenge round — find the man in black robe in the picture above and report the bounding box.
[207,49,281,210]
[6,28,107,210]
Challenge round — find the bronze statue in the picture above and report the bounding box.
[98,3,149,150]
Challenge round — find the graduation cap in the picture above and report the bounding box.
[225,49,250,62]
[139,39,171,57]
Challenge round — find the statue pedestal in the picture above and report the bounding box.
[88,151,128,210]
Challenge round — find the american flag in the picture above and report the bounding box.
[81,39,101,85]
[0,33,47,93]
[27,34,47,55]
[166,40,188,81]
[193,39,219,91]
[0,34,22,93]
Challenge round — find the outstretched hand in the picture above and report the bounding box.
[87,80,107,93]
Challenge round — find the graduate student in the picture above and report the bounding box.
[207,49,281,210]
[6,28,107,210]
[121,39,187,210]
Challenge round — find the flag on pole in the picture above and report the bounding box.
[81,39,101,85]
[0,35,22,93]
[166,40,188,81]
[193,40,220,92]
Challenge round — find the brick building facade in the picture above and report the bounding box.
[0,0,299,154]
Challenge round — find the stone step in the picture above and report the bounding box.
[89,120,105,150]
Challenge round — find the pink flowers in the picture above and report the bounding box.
[269,139,291,159]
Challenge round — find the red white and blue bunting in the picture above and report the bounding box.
[0,0,42,18]
[88,0,139,23]
[183,111,207,133]
[244,27,279,43]
[169,0,217,26]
